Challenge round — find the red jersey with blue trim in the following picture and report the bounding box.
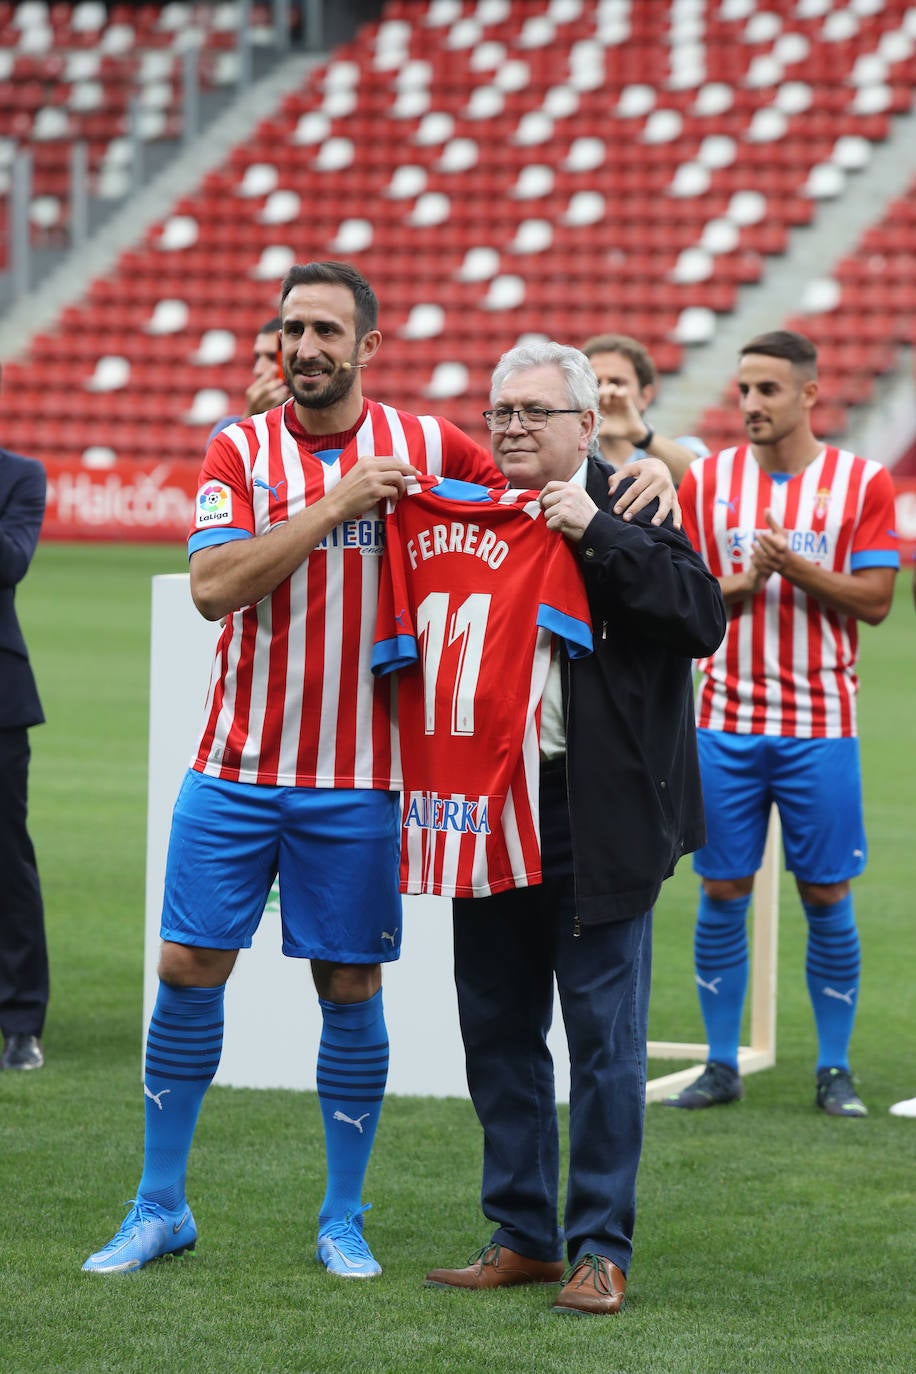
[372,475,592,897]
[186,398,498,788]
[680,445,899,738]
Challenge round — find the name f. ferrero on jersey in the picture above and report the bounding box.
[406,521,510,571]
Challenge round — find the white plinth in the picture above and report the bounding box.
[145,575,571,1100]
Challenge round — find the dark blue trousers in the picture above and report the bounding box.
[0,728,48,1038]
[452,768,652,1275]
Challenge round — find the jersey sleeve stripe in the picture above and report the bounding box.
[537,604,592,657]
[371,635,418,675]
[850,550,900,569]
[188,527,250,556]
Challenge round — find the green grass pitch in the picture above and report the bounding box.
[0,542,913,1373]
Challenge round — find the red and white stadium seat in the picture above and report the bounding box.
[2,0,915,463]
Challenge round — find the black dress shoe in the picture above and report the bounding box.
[1,1034,44,1070]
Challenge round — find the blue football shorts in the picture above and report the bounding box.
[693,731,867,884]
[160,770,403,962]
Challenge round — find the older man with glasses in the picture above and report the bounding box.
[424,341,726,1316]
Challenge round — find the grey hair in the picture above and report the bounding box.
[490,340,600,445]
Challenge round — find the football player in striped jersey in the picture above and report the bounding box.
[666,330,899,1118]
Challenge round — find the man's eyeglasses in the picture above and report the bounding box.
[482,406,583,433]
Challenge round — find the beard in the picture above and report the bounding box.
[284,355,358,410]
[744,416,778,445]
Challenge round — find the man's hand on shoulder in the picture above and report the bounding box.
[608,458,682,529]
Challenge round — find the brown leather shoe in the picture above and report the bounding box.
[425,1242,565,1289]
[551,1254,626,1316]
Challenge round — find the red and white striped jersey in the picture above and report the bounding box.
[680,444,899,738]
[372,475,592,898]
[186,399,498,788]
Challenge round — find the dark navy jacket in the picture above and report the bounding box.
[0,447,46,730]
[562,456,726,924]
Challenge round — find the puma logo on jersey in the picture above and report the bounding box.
[333,1110,370,1133]
[144,1084,171,1110]
[696,975,722,994]
[381,928,398,946]
[253,477,287,500]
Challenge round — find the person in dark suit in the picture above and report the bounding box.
[0,365,48,1071]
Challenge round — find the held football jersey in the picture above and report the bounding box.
[186,398,498,788]
[371,475,593,898]
[680,444,899,738]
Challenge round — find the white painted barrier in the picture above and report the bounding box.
[144,574,572,1100]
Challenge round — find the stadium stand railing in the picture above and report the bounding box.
[0,1,291,273]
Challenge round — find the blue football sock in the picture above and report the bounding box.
[694,890,752,1073]
[137,982,224,1210]
[317,988,389,1225]
[803,894,860,1073]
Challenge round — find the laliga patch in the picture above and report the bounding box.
[196,481,233,527]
